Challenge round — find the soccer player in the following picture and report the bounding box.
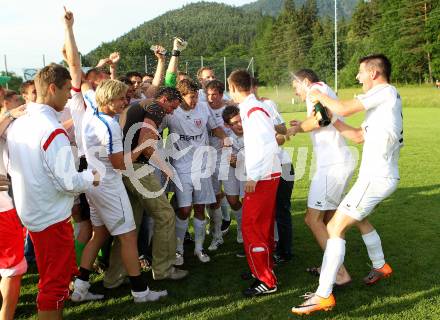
[287,69,354,281]
[196,67,216,103]
[6,11,101,320]
[228,69,281,297]
[205,79,232,251]
[74,79,167,303]
[291,54,403,315]
[221,105,246,245]
[251,78,294,264]
[127,71,148,100]
[163,79,230,264]
[20,80,37,104]
[58,8,95,267]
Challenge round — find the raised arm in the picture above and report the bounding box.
[145,47,166,97]
[63,8,82,89]
[109,52,120,80]
[164,37,187,88]
[309,90,364,117]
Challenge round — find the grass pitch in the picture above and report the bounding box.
[15,86,440,319]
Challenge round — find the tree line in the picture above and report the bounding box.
[252,0,440,86]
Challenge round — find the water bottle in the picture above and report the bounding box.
[314,102,331,127]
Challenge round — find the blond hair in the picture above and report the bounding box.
[95,79,128,107]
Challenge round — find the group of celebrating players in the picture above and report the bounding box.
[0,8,403,319]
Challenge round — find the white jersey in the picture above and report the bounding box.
[161,102,218,174]
[208,105,232,151]
[83,112,124,183]
[306,82,353,167]
[239,94,280,181]
[7,103,93,231]
[357,84,403,179]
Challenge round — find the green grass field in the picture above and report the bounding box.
[15,86,440,319]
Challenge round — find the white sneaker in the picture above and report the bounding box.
[132,288,168,303]
[194,249,210,263]
[174,251,184,266]
[71,278,104,302]
[208,237,224,251]
[237,230,243,244]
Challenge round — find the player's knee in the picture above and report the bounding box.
[326,219,344,238]
[118,230,137,243]
[177,208,190,220]
[304,209,321,228]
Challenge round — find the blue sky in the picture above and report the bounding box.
[0,0,253,75]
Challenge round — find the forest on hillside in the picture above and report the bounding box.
[84,0,440,86]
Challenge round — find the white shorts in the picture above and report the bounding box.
[338,177,399,221]
[174,172,216,208]
[222,166,245,198]
[0,257,27,278]
[86,179,136,236]
[308,164,354,211]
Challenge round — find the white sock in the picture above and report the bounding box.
[221,197,230,221]
[362,230,385,269]
[316,238,346,298]
[208,207,223,240]
[232,207,242,231]
[193,218,206,252]
[175,216,188,253]
[274,223,279,242]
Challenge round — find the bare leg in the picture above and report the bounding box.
[0,275,22,320]
[37,310,62,320]
[80,226,109,270]
[118,231,141,276]
[304,208,351,283]
[356,218,375,235]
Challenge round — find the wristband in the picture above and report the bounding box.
[172,50,181,57]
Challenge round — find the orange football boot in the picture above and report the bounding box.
[364,263,393,285]
[290,292,336,316]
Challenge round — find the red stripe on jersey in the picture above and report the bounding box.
[312,82,323,86]
[247,107,270,118]
[71,86,81,93]
[43,129,68,151]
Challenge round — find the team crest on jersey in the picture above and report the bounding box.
[194,119,202,128]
